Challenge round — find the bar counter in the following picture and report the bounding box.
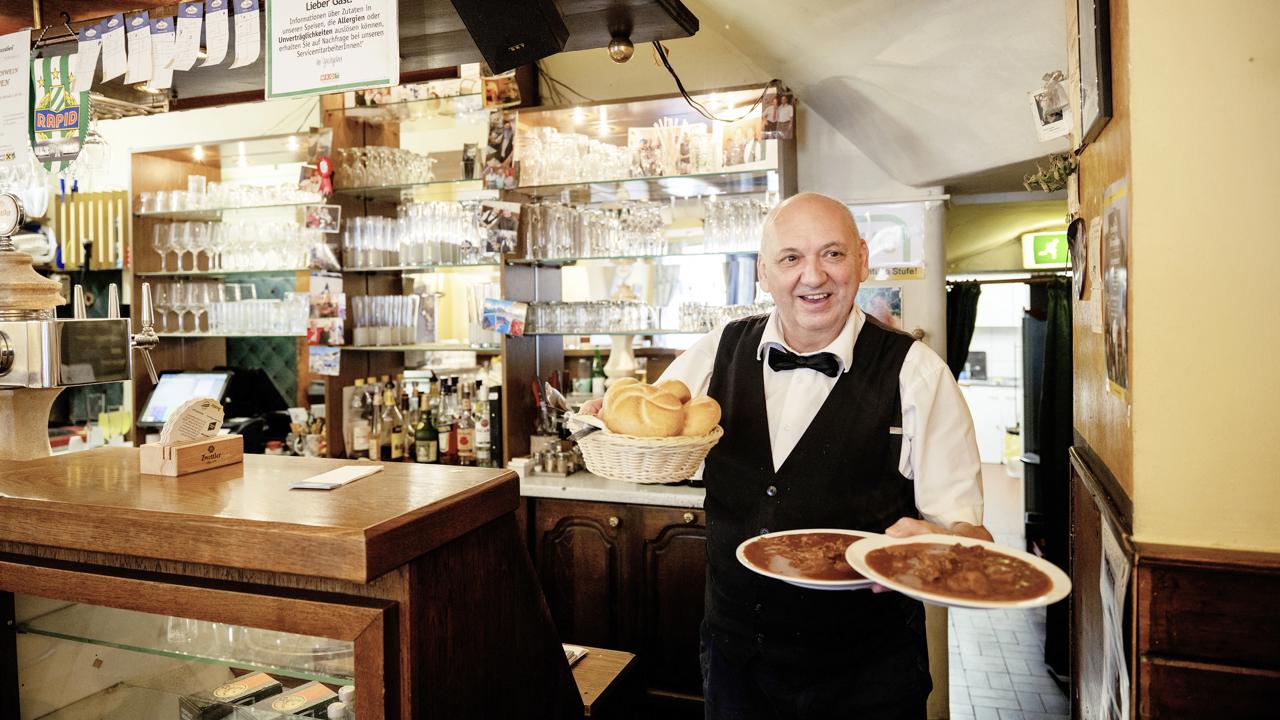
[0,449,581,719]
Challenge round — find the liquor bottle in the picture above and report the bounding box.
[591,348,606,397]
[487,386,503,467]
[349,379,371,459]
[403,392,419,462]
[370,388,384,461]
[456,383,476,466]
[474,382,492,468]
[436,380,456,465]
[415,398,438,463]
[380,390,405,461]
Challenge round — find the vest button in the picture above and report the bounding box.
[756,633,765,644]
[754,603,763,613]
[766,485,778,497]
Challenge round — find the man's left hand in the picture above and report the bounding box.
[869,518,995,593]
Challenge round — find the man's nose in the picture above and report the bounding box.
[799,256,827,287]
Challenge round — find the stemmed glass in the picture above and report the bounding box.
[190,283,211,333]
[171,223,194,272]
[189,222,209,272]
[152,225,175,272]
[153,283,171,332]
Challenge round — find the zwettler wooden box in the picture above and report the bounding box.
[139,434,244,476]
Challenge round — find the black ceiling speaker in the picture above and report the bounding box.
[448,0,570,73]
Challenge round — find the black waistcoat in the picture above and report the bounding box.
[702,314,929,685]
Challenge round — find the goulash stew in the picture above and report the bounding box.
[743,532,865,582]
[865,543,1051,601]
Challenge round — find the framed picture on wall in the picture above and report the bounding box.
[1076,0,1113,147]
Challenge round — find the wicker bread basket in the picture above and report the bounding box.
[569,416,723,484]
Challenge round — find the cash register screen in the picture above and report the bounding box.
[139,372,232,426]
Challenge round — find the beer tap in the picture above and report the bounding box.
[132,283,159,384]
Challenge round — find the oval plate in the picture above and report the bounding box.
[846,533,1072,609]
[736,528,877,591]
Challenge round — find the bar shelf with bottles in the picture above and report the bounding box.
[344,374,502,470]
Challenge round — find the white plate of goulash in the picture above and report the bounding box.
[736,529,877,591]
[845,533,1071,609]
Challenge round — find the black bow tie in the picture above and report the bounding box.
[767,348,841,377]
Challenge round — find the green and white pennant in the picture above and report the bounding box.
[30,53,89,172]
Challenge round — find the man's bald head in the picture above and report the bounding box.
[760,192,863,256]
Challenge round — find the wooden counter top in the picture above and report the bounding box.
[0,449,518,583]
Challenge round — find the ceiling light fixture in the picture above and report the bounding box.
[571,106,585,125]
[608,32,634,63]
[192,145,205,161]
[286,135,299,151]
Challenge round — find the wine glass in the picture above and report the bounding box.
[190,283,211,333]
[153,283,171,333]
[152,224,175,272]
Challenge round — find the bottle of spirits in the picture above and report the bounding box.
[350,379,370,460]
[591,347,606,397]
[436,380,456,465]
[474,382,492,468]
[370,388,384,461]
[456,383,475,466]
[381,390,405,461]
[403,391,419,462]
[488,386,503,467]
[415,397,438,463]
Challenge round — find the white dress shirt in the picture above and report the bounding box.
[659,307,984,529]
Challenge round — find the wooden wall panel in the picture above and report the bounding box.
[1068,0,1134,495]
[1138,658,1280,720]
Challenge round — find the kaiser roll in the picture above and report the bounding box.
[655,379,692,404]
[605,389,685,437]
[680,396,722,436]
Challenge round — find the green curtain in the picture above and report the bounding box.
[1039,277,1074,675]
[945,282,982,379]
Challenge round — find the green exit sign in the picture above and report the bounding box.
[1021,231,1070,269]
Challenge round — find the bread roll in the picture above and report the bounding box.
[680,396,722,436]
[605,390,685,437]
[655,379,692,404]
[604,380,649,411]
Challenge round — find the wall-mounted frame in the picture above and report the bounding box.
[1076,0,1113,147]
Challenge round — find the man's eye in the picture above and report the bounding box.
[826,250,845,259]
[779,255,798,264]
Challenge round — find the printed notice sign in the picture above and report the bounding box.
[266,0,399,99]
[0,30,29,174]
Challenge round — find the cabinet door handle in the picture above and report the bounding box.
[608,516,620,528]
[683,512,695,524]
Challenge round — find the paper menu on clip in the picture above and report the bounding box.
[203,0,230,66]
[149,18,176,90]
[229,0,260,69]
[73,25,102,93]
[99,14,127,81]
[174,2,204,71]
[124,12,152,84]
[291,465,383,490]
[159,398,225,445]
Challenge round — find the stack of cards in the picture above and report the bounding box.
[159,398,225,446]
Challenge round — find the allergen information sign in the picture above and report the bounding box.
[266,0,398,99]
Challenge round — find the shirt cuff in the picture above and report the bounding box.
[921,505,983,530]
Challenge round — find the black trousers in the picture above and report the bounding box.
[700,626,929,720]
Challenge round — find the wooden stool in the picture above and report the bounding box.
[571,646,638,717]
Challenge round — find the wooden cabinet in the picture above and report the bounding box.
[532,498,707,712]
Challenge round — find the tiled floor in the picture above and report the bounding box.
[948,464,1069,720]
[948,606,1068,720]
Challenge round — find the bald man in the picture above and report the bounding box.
[659,192,990,719]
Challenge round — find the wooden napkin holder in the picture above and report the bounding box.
[140,434,244,476]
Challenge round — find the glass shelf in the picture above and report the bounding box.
[513,167,778,202]
[509,248,758,266]
[159,333,305,339]
[344,261,500,274]
[524,329,703,336]
[18,603,354,685]
[332,178,498,203]
[136,268,311,277]
[336,92,485,124]
[134,201,318,221]
[345,344,501,354]
[35,683,205,720]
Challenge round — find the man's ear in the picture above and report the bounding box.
[859,238,870,282]
[756,254,771,294]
